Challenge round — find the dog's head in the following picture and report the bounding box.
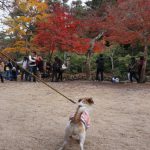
[78,97,94,108]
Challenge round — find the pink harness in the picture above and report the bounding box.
[70,111,90,129]
[81,111,90,129]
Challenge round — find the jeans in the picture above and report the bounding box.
[29,66,37,82]
[5,70,12,80]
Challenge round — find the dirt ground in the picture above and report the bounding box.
[0,81,150,150]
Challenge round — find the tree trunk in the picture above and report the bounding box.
[140,45,148,83]
[85,52,92,80]
[110,56,114,71]
[85,32,104,80]
[110,49,114,71]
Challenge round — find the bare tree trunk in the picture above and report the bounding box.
[140,44,148,83]
[86,32,104,80]
[109,49,114,71]
[85,52,91,79]
[48,50,54,63]
[110,56,114,71]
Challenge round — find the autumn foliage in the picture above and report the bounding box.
[34,4,105,55]
[103,0,150,45]
[102,0,150,82]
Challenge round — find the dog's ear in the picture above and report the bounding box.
[78,99,82,103]
[87,98,94,105]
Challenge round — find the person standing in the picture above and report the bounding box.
[51,57,59,82]
[17,56,29,81]
[96,54,105,81]
[29,51,37,82]
[128,57,139,83]
[57,57,64,82]
[5,60,13,80]
[0,58,5,83]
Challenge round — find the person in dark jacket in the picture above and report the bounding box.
[51,57,59,82]
[128,57,139,83]
[96,54,104,81]
[57,57,63,82]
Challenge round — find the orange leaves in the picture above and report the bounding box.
[34,5,88,54]
[34,3,106,55]
[102,0,150,45]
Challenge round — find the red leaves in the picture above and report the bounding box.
[34,4,104,54]
[103,0,150,45]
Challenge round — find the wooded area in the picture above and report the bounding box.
[0,0,150,82]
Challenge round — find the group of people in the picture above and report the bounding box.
[0,52,145,84]
[95,54,144,83]
[0,58,18,82]
[0,51,66,83]
[51,56,66,82]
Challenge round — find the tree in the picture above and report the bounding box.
[34,4,104,55]
[2,0,48,54]
[102,0,150,82]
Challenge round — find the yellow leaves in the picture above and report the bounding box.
[2,48,16,53]
[5,0,49,36]
[17,16,32,23]
[2,41,27,54]
[2,40,41,54]
[3,0,49,54]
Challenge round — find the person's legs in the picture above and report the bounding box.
[54,71,58,81]
[25,71,29,81]
[21,70,24,80]
[5,71,9,80]
[9,70,12,81]
[57,70,63,81]
[32,66,37,82]
[60,71,63,81]
[51,71,57,82]
[51,71,54,82]
[130,72,133,82]
[133,72,139,83]
[100,71,104,81]
[28,67,33,81]
[96,69,100,80]
[14,71,17,81]
[0,73,4,83]
[57,72,60,81]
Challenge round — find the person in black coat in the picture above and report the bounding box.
[57,58,63,82]
[96,54,104,81]
[128,57,139,83]
[51,57,59,82]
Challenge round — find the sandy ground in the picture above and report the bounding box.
[0,81,150,150]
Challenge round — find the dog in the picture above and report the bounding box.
[59,97,94,150]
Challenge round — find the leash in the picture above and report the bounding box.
[0,51,76,104]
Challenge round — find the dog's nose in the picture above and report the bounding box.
[79,104,82,107]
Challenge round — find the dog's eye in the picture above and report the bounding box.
[78,99,82,102]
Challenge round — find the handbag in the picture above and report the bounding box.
[61,64,67,70]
